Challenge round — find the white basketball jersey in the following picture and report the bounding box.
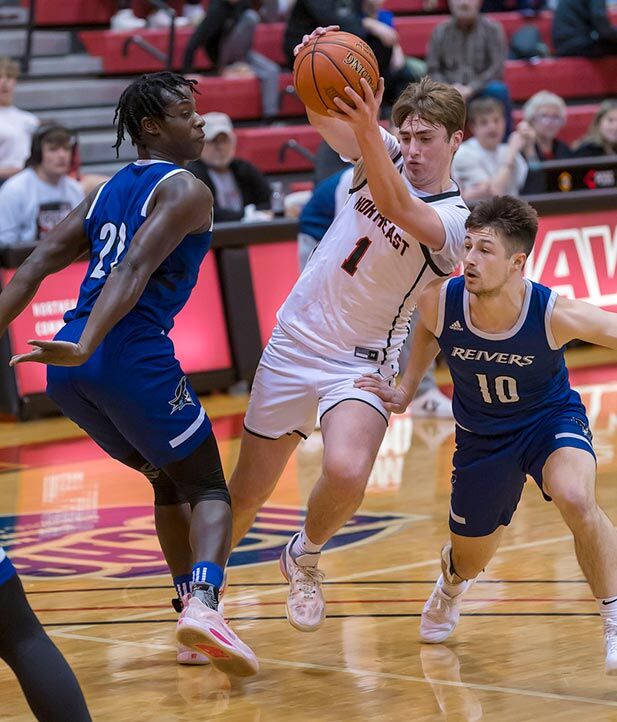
[278,128,469,367]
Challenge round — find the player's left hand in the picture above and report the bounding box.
[354,372,411,414]
[9,340,91,367]
[328,77,384,132]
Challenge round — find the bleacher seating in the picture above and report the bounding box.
[79,12,556,75]
[6,1,617,178]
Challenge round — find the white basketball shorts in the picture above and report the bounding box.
[244,325,396,439]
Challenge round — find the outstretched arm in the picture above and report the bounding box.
[0,192,93,339]
[294,26,363,161]
[354,281,443,412]
[550,295,617,350]
[10,174,213,367]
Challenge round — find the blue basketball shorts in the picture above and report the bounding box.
[449,406,596,537]
[46,316,212,469]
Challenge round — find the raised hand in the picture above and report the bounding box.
[293,25,340,57]
[329,77,385,133]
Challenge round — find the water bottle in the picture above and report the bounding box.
[271,181,285,217]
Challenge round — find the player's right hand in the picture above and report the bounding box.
[9,339,91,367]
[293,26,339,57]
[354,373,411,414]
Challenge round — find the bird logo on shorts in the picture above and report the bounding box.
[169,376,195,414]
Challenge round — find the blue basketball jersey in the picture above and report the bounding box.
[0,545,16,585]
[436,276,582,435]
[64,160,212,332]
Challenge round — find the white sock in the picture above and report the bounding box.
[440,545,470,597]
[290,528,323,560]
[598,595,617,621]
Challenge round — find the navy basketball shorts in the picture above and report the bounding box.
[46,317,212,468]
[0,547,16,586]
[449,407,596,537]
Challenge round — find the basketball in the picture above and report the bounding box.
[293,31,380,116]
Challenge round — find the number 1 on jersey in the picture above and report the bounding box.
[341,236,372,277]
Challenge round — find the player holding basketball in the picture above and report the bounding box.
[356,195,617,675]
[0,546,92,720]
[228,26,469,632]
[0,72,257,676]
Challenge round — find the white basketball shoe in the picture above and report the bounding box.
[604,618,617,675]
[279,536,325,632]
[176,595,258,677]
[420,544,477,644]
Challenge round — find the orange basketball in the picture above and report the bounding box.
[293,31,380,116]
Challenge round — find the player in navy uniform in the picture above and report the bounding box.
[0,72,257,676]
[0,546,91,720]
[356,196,617,674]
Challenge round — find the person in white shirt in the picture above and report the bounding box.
[0,125,84,248]
[228,25,469,634]
[452,96,531,203]
[0,57,39,182]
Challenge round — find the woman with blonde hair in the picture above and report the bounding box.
[573,99,617,157]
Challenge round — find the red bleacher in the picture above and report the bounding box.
[79,12,555,75]
[231,104,597,173]
[189,59,615,121]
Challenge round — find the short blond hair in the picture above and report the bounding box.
[0,57,20,78]
[522,91,566,122]
[392,77,466,139]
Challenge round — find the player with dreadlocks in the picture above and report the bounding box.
[0,71,258,676]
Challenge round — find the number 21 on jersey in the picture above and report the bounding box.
[90,222,127,279]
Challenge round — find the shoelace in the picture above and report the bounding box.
[294,565,325,599]
[605,619,617,654]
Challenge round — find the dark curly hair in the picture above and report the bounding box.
[113,71,198,156]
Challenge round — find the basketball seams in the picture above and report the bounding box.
[313,35,379,81]
[294,31,379,115]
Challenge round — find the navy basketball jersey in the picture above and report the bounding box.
[65,160,212,332]
[436,276,582,435]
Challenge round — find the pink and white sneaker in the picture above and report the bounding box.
[174,574,228,665]
[176,596,258,677]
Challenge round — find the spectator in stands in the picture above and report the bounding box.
[299,167,453,418]
[362,0,420,110]
[0,125,84,248]
[451,96,529,201]
[182,0,281,118]
[0,57,39,183]
[188,112,272,221]
[284,0,365,67]
[553,0,617,57]
[110,0,205,30]
[426,0,513,133]
[573,99,617,157]
[521,90,572,161]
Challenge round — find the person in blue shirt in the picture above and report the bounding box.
[0,71,257,677]
[356,195,617,675]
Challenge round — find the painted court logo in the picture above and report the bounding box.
[169,375,195,414]
[0,505,418,579]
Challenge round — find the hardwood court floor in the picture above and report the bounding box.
[1,352,617,721]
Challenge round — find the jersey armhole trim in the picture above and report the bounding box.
[544,290,560,350]
[140,168,189,217]
[435,278,451,338]
[85,181,108,220]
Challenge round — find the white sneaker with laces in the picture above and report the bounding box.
[148,9,190,27]
[279,537,325,632]
[420,544,477,643]
[110,8,146,30]
[175,576,227,665]
[604,618,617,675]
[411,387,454,419]
[176,596,258,676]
